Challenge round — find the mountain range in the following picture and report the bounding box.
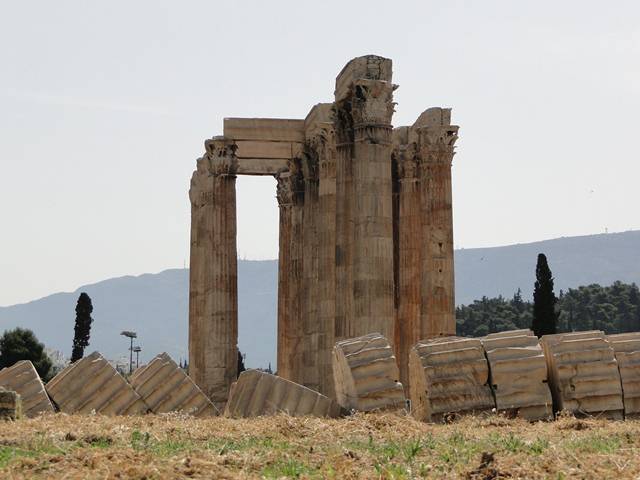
[1,230,638,369]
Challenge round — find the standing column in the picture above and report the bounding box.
[333,100,354,341]
[350,78,396,341]
[418,109,459,338]
[188,137,238,408]
[276,167,304,384]
[316,127,337,397]
[301,150,321,391]
[394,142,422,388]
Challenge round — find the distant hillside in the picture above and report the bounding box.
[455,230,640,304]
[0,231,638,369]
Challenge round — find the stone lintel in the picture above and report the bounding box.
[223,118,305,143]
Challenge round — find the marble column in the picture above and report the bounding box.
[276,167,304,384]
[188,137,238,407]
[418,111,459,338]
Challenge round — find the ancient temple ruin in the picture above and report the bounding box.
[188,55,459,405]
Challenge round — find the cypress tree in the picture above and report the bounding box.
[71,292,93,363]
[237,350,246,378]
[531,253,558,337]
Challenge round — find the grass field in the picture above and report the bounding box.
[0,411,639,479]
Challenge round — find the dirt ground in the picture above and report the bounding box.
[0,411,639,479]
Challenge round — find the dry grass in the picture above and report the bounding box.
[0,411,639,479]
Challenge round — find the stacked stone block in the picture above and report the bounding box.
[541,331,623,419]
[608,332,640,417]
[481,330,553,420]
[332,333,406,412]
[409,337,494,422]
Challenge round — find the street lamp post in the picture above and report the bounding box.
[120,331,137,374]
[133,346,142,369]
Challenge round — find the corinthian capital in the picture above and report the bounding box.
[204,137,237,176]
[417,125,459,163]
[350,79,396,127]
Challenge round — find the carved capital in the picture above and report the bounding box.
[350,79,396,128]
[417,126,459,164]
[204,137,237,176]
[275,161,303,207]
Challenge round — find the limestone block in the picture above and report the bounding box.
[332,333,406,412]
[0,360,54,417]
[46,352,148,415]
[481,330,553,420]
[608,332,640,417]
[541,331,623,419]
[129,353,217,417]
[0,388,22,420]
[409,337,494,422]
[224,369,341,418]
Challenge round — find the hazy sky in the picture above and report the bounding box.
[1,1,639,306]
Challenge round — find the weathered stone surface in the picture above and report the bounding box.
[608,332,640,417]
[409,337,494,422]
[481,330,553,420]
[46,352,148,415]
[189,56,460,400]
[332,333,405,412]
[0,388,22,420]
[189,138,239,406]
[393,108,459,391]
[224,370,341,418]
[130,353,217,417]
[0,360,54,417]
[541,331,623,418]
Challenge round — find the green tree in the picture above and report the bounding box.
[71,292,93,363]
[531,253,558,337]
[0,328,53,380]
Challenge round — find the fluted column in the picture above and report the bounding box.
[316,128,337,397]
[418,113,459,338]
[350,78,396,341]
[300,150,321,391]
[394,143,422,388]
[188,137,238,407]
[276,167,304,383]
[333,101,354,342]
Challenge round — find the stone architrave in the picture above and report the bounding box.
[408,337,494,422]
[46,351,148,415]
[608,332,640,417]
[0,360,54,417]
[481,330,553,420]
[223,369,341,418]
[129,353,217,417]
[332,333,405,412]
[541,331,624,419]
